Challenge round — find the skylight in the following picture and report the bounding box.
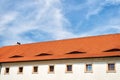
[35,53,52,56]
[66,51,86,54]
[104,48,120,52]
[9,55,23,58]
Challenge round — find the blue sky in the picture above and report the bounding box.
[0,0,120,46]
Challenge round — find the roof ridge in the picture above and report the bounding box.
[1,33,120,48]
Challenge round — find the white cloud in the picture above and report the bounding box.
[63,0,120,37]
[106,0,120,4]
[79,18,120,37]
[0,0,76,46]
[86,0,120,19]
[0,12,18,35]
[0,0,119,46]
[0,12,18,25]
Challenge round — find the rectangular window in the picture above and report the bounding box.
[107,63,115,72]
[18,67,23,74]
[49,65,54,73]
[5,67,9,74]
[33,66,38,73]
[66,64,72,73]
[85,64,92,72]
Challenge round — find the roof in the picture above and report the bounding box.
[0,33,120,63]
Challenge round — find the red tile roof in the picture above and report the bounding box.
[0,33,120,63]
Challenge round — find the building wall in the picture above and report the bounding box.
[0,57,120,80]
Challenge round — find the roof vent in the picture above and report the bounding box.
[36,53,52,56]
[17,42,21,45]
[104,48,120,52]
[9,55,23,58]
[66,51,86,54]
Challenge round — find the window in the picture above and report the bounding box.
[104,48,120,52]
[4,67,10,74]
[18,67,23,74]
[107,63,116,72]
[85,64,92,73]
[48,65,54,73]
[66,64,72,73]
[33,66,38,73]
[36,53,52,56]
[66,51,86,54]
[9,55,23,58]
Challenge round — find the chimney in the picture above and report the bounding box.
[17,42,21,45]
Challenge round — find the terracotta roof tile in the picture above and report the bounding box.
[0,33,120,63]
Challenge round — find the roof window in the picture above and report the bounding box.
[9,55,23,58]
[104,48,120,52]
[35,53,52,56]
[66,51,86,54]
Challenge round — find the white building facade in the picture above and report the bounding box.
[0,57,120,80]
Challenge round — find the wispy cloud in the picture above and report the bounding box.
[0,0,119,46]
[0,0,76,46]
[79,17,120,37]
[62,0,120,36]
[0,12,18,34]
[86,0,120,19]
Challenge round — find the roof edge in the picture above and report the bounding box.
[1,55,120,63]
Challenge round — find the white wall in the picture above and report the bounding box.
[0,57,120,80]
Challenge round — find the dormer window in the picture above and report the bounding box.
[35,53,52,56]
[66,51,86,54]
[9,55,23,58]
[104,48,120,52]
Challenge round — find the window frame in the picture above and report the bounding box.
[18,66,23,74]
[66,64,73,73]
[85,64,93,73]
[48,65,55,73]
[107,63,116,73]
[32,66,38,74]
[4,67,10,75]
